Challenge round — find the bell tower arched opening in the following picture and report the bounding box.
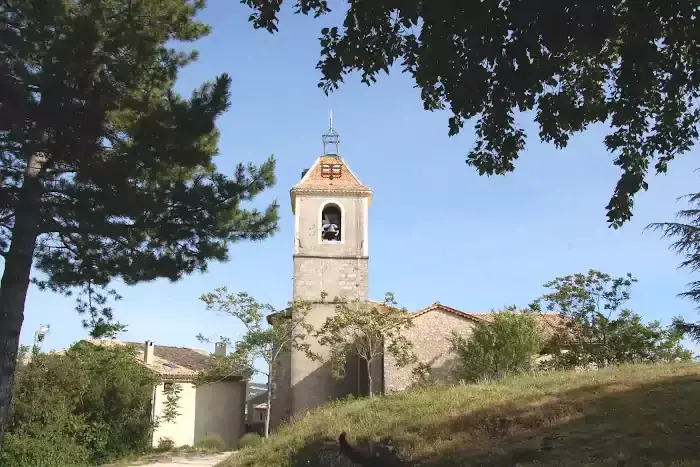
[321,203,342,242]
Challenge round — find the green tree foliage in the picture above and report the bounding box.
[0,341,159,467]
[243,0,699,228]
[158,382,183,427]
[450,307,544,383]
[314,292,417,397]
[0,0,279,449]
[198,288,319,437]
[532,270,693,369]
[647,191,700,342]
[604,309,693,364]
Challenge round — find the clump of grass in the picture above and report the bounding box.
[221,363,700,466]
[195,434,226,452]
[238,433,264,450]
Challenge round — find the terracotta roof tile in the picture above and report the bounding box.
[84,339,223,380]
[293,155,371,192]
[411,302,485,322]
[290,155,373,213]
[410,302,567,334]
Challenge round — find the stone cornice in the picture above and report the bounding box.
[290,187,373,198]
[293,254,369,260]
[160,373,243,383]
[290,187,373,212]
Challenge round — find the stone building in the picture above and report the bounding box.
[268,122,562,431]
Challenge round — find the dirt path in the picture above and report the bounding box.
[114,451,233,467]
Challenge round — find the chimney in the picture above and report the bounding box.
[144,341,155,364]
[214,341,226,357]
[301,168,309,179]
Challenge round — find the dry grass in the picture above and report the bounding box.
[221,363,700,466]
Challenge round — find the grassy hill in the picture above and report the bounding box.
[223,363,700,466]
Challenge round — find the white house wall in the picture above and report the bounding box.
[194,381,246,450]
[152,382,197,448]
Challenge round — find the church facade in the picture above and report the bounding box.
[267,124,562,430]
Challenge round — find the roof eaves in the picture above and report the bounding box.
[411,302,485,322]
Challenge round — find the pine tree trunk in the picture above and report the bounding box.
[0,167,43,454]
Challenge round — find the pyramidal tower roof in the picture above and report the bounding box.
[291,116,372,213]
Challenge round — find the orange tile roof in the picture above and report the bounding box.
[294,155,371,191]
[83,339,240,381]
[290,155,372,212]
[411,302,566,334]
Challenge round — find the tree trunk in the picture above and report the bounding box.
[264,366,272,438]
[366,358,373,398]
[0,164,43,454]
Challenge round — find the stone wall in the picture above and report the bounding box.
[289,256,368,414]
[293,256,368,301]
[269,347,291,431]
[384,309,477,392]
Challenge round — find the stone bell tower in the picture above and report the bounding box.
[288,117,372,414]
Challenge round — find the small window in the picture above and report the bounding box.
[259,412,264,421]
[163,382,172,391]
[321,204,341,242]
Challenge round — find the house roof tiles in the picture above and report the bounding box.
[411,302,567,336]
[85,339,227,380]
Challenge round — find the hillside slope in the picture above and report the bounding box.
[223,363,700,466]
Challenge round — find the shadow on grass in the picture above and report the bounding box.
[286,373,700,466]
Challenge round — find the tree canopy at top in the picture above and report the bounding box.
[243,0,700,227]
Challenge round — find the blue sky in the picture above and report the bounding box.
[15,1,700,369]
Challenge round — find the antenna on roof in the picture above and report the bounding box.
[322,110,340,156]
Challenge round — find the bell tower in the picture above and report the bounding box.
[289,117,372,413]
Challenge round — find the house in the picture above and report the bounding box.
[83,339,247,450]
[244,383,268,434]
[245,391,269,435]
[264,121,567,432]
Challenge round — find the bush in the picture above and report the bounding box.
[238,433,263,449]
[451,308,543,383]
[0,430,90,467]
[157,437,176,451]
[5,341,160,464]
[195,434,226,451]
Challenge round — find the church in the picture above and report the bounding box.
[264,121,562,431]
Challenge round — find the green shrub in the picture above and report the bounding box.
[450,307,544,383]
[195,434,227,451]
[157,437,176,451]
[0,430,90,467]
[6,341,160,464]
[238,433,263,449]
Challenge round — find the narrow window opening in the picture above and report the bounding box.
[321,204,341,242]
